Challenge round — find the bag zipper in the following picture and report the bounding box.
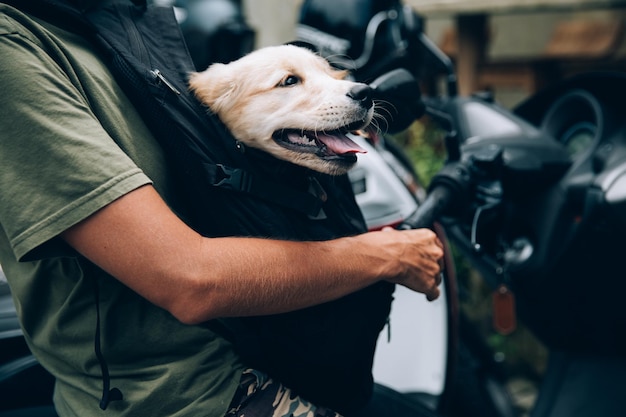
[150,69,181,95]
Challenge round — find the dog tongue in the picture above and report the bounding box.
[316,132,367,155]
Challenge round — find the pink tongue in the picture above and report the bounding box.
[316,132,367,155]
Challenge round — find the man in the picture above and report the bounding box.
[0,1,444,416]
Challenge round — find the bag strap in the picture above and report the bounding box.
[203,163,325,217]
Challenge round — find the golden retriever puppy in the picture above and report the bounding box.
[188,44,374,175]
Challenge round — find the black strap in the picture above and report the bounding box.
[203,163,325,217]
[93,277,123,410]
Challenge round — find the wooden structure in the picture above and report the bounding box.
[407,0,626,96]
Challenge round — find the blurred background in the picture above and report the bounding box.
[243,0,626,108]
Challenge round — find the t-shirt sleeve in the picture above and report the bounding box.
[0,20,152,262]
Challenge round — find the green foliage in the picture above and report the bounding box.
[389,118,447,186]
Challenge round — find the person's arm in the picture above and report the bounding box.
[62,185,443,325]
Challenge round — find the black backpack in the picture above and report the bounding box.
[6,1,394,413]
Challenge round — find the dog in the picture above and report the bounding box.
[188,44,375,175]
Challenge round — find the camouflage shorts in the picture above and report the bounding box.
[224,368,343,417]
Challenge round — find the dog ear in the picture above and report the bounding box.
[188,64,236,113]
[284,40,319,54]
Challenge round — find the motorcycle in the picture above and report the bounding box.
[297,0,626,416]
[403,71,626,417]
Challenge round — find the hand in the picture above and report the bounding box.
[378,227,444,301]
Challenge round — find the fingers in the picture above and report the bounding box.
[388,227,445,301]
[426,286,440,301]
[423,271,442,301]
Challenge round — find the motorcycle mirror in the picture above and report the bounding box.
[370,68,425,133]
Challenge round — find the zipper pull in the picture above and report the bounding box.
[151,69,181,95]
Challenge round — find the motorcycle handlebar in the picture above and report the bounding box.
[397,185,455,230]
[398,160,473,230]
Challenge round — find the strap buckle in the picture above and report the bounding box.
[213,164,253,192]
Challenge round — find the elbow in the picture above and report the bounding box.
[164,283,222,326]
[144,258,227,325]
[168,301,220,326]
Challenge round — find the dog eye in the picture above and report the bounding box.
[279,75,301,87]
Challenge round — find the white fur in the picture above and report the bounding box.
[188,45,374,175]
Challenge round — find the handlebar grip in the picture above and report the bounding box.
[397,186,454,230]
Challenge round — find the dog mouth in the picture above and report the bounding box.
[272,122,368,162]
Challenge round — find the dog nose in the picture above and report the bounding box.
[347,84,373,109]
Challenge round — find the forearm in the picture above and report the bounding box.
[62,185,405,324]
[183,235,385,322]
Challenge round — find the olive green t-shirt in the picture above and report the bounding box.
[0,5,243,416]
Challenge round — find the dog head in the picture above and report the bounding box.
[189,44,374,175]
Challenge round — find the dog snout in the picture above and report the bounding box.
[347,84,373,109]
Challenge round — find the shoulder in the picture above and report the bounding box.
[0,4,51,48]
[0,5,79,87]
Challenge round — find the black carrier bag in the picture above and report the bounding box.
[9,0,395,414]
